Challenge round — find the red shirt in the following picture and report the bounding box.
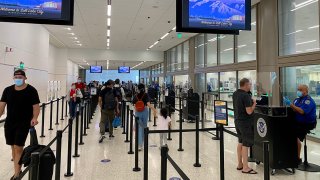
[70,89,76,101]
[75,83,85,90]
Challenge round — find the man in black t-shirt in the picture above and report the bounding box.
[232,78,257,174]
[0,70,40,180]
[98,80,119,143]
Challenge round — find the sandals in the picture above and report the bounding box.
[242,169,257,174]
[236,167,243,170]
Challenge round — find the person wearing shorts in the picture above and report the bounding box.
[0,70,40,180]
[232,78,257,174]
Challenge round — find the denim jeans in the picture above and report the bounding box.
[135,108,149,147]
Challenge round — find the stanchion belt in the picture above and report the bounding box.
[167,154,190,180]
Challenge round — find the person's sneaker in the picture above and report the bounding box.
[109,135,115,138]
[99,136,105,143]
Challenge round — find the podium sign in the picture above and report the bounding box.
[214,100,228,126]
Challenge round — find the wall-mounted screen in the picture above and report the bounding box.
[90,66,102,73]
[177,0,251,34]
[0,0,74,25]
[118,66,130,73]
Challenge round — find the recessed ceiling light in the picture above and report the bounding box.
[65,27,72,31]
[107,39,110,43]
[75,41,80,43]
[107,42,110,47]
[107,18,111,26]
[107,5,111,16]
[77,44,82,46]
[107,30,110,37]
[68,32,75,36]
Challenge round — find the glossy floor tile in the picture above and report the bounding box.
[0,103,320,180]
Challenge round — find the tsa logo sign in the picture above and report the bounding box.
[257,118,267,138]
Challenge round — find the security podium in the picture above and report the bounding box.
[253,106,298,172]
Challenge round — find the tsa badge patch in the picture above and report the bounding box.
[257,118,267,138]
[305,100,310,105]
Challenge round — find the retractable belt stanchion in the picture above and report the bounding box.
[178,109,184,151]
[219,125,224,180]
[55,130,63,180]
[79,104,84,145]
[212,124,220,140]
[143,127,149,180]
[125,105,130,143]
[61,96,65,120]
[193,115,201,167]
[121,100,125,128]
[65,100,68,118]
[29,152,40,180]
[122,101,126,134]
[167,104,172,141]
[86,100,90,129]
[49,100,53,130]
[64,118,73,177]
[128,110,134,154]
[160,102,163,109]
[40,103,46,138]
[148,104,152,122]
[263,141,270,180]
[133,116,141,172]
[55,98,60,125]
[83,102,88,136]
[201,100,205,129]
[73,106,80,158]
[160,145,168,180]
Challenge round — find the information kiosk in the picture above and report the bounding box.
[253,106,298,174]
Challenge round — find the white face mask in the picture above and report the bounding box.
[77,80,81,83]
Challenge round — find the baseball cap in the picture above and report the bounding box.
[14,69,26,77]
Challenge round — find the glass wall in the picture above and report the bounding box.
[183,41,189,69]
[177,44,182,70]
[170,47,176,72]
[220,35,235,65]
[195,73,206,95]
[207,34,218,67]
[238,70,257,97]
[195,34,205,68]
[238,8,257,62]
[281,65,320,138]
[279,0,320,56]
[220,71,237,109]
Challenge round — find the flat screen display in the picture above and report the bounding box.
[118,66,130,73]
[0,0,74,25]
[214,100,228,126]
[177,0,251,34]
[90,66,102,73]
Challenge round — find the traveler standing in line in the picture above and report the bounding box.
[283,84,317,163]
[0,70,40,180]
[68,83,77,119]
[98,80,119,143]
[114,79,126,129]
[232,78,257,174]
[132,83,157,150]
[158,108,171,147]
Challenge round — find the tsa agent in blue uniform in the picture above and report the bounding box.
[283,84,317,162]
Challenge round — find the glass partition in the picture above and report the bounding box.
[183,41,189,69]
[220,71,237,109]
[279,0,320,56]
[281,65,320,139]
[238,70,257,97]
[170,47,176,72]
[220,35,235,65]
[195,34,205,68]
[207,34,218,67]
[177,44,182,70]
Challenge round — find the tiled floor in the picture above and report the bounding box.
[1,103,320,180]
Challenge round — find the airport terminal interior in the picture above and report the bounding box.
[1,0,320,179]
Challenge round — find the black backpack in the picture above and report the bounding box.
[114,87,122,101]
[104,90,116,110]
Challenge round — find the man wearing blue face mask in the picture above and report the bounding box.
[0,69,40,180]
[283,84,317,163]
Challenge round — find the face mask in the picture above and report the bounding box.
[77,80,81,83]
[297,91,303,97]
[14,79,24,86]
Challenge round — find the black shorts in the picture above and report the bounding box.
[235,120,254,147]
[4,123,30,146]
[295,122,316,141]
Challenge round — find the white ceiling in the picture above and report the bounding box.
[45,0,196,52]
[80,60,161,70]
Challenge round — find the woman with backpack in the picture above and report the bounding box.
[133,83,157,150]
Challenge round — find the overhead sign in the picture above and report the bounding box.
[214,100,228,126]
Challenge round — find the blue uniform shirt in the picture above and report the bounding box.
[293,95,316,123]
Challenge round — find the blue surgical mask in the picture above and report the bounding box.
[297,91,303,98]
[14,79,24,86]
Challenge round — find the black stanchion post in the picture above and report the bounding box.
[128,110,134,154]
[73,109,80,158]
[55,98,60,125]
[148,104,152,122]
[121,100,125,128]
[55,130,63,180]
[49,100,53,130]
[64,118,74,177]
[263,141,270,180]
[201,100,205,129]
[133,116,141,172]
[219,125,224,180]
[29,152,40,180]
[61,96,65,120]
[40,103,46,138]
[194,115,201,167]
[125,105,130,143]
[178,109,184,151]
[86,100,90,129]
[160,102,163,109]
[144,127,149,180]
[122,101,126,134]
[65,100,68,118]
[212,125,220,140]
[167,104,172,141]
[83,102,88,136]
[79,105,84,145]
[160,145,168,180]
[248,146,255,162]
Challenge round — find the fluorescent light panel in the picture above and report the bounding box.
[296,40,317,45]
[107,18,111,26]
[147,26,176,50]
[286,30,303,35]
[291,0,318,11]
[308,25,319,29]
[107,30,110,37]
[107,5,111,16]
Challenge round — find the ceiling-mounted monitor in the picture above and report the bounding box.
[0,0,74,25]
[176,0,251,35]
[118,66,130,73]
[90,66,102,73]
